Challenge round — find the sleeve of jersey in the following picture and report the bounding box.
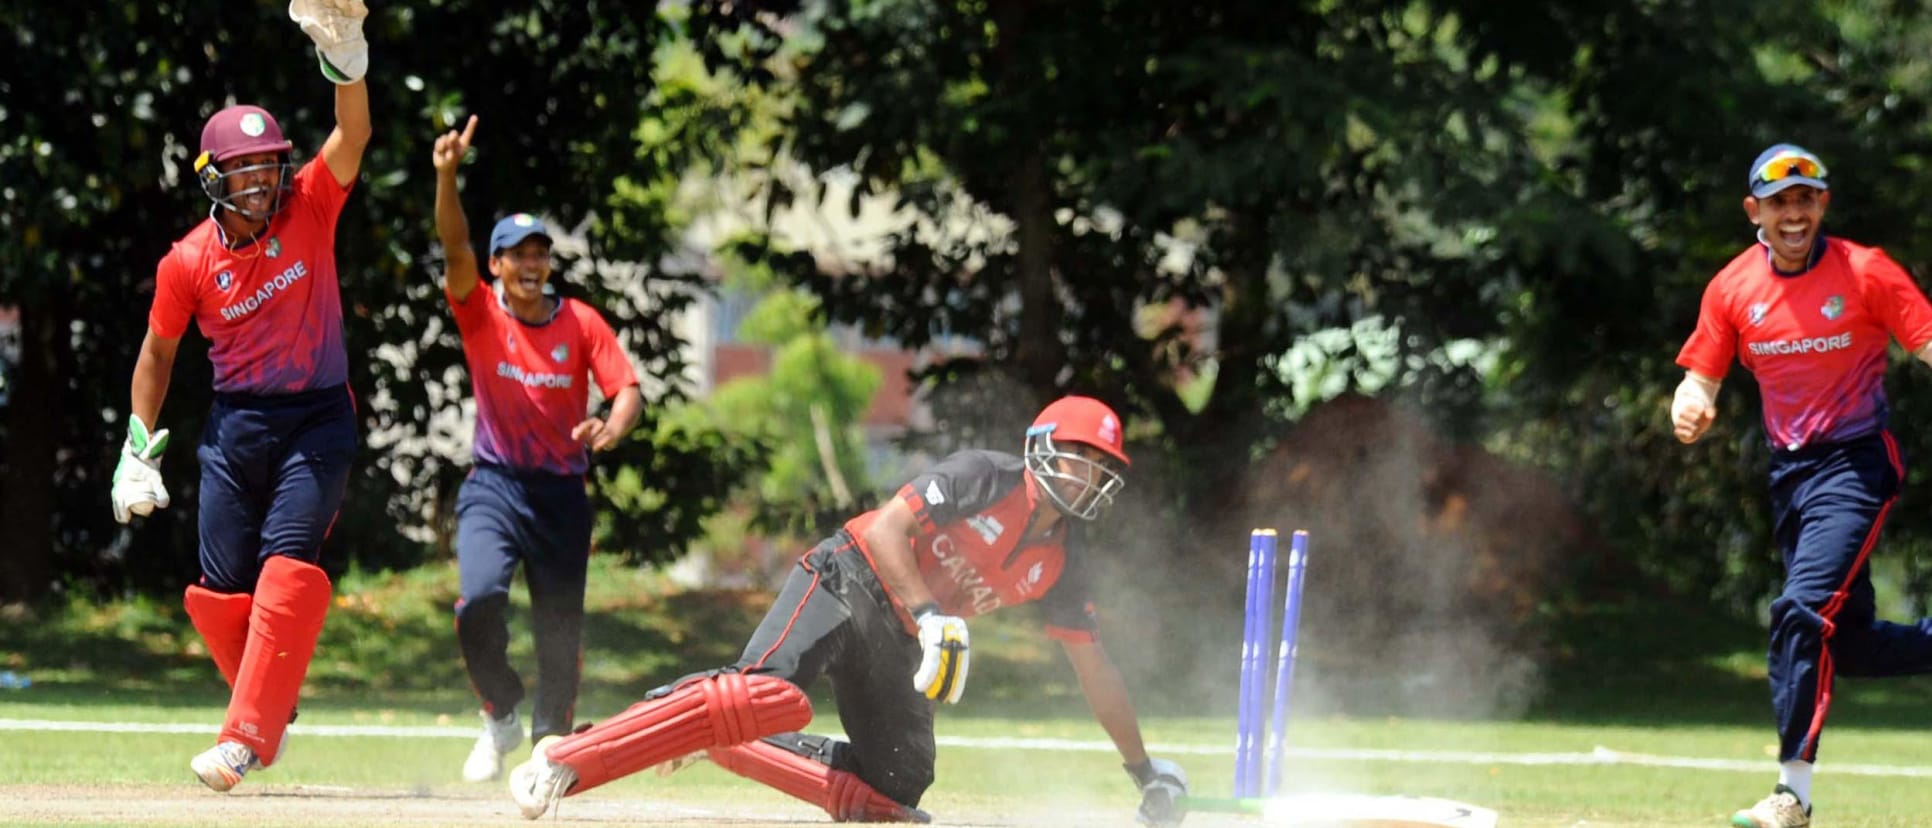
[1675,277,1737,378]
[1860,248,1932,353]
[148,251,196,338]
[894,452,999,534]
[578,303,641,398]
[293,156,353,227]
[1039,544,1100,643]
[444,280,491,335]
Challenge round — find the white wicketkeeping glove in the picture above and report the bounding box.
[289,0,369,84]
[111,414,172,524]
[910,605,970,704]
[1126,758,1189,827]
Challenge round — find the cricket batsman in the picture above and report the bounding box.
[112,0,371,792]
[506,395,1191,825]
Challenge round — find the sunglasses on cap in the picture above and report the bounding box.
[1755,151,1828,186]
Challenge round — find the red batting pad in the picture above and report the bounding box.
[708,740,923,822]
[222,556,331,766]
[545,673,812,793]
[184,585,253,687]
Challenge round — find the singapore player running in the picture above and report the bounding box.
[505,395,1190,826]
[1672,143,1932,828]
[110,0,372,793]
[430,115,643,782]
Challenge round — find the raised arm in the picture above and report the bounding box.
[433,115,482,301]
[290,0,373,186]
[319,79,371,187]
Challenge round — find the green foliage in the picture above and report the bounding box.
[683,0,1932,615]
[0,1,758,599]
[664,276,882,536]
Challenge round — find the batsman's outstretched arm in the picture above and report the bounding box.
[1061,638,1149,766]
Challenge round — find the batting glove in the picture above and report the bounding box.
[910,604,970,704]
[1126,758,1189,827]
[289,0,369,84]
[111,414,171,524]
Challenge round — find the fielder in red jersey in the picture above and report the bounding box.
[114,0,373,795]
[1673,143,1932,828]
[504,396,1189,827]
[430,117,644,784]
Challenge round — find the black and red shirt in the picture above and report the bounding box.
[843,450,1099,643]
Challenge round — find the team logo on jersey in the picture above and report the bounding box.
[1822,296,1844,320]
[1015,561,1045,597]
[215,270,233,291]
[551,344,568,363]
[965,515,1006,545]
[1748,303,1769,326]
[265,237,281,259]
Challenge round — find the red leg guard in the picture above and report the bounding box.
[707,740,929,823]
[184,586,252,687]
[545,673,812,794]
[222,556,331,766]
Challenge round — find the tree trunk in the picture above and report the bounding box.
[1011,148,1065,393]
[0,306,62,605]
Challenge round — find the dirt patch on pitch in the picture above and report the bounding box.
[0,784,1248,827]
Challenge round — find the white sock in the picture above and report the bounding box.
[1779,760,1814,808]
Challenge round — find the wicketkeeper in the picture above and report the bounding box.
[506,396,1190,826]
[114,0,371,793]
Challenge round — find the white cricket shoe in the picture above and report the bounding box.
[1731,785,1810,828]
[508,735,576,819]
[190,741,256,793]
[463,709,524,782]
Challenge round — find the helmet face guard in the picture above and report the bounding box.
[1024,428,1126,521]
[195,153,294,223]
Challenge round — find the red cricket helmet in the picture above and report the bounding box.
[1024,396,1129,521]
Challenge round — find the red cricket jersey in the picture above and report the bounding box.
[447,282,639,476]
[845,449,1100,643]
[149,157,351,394]
[1677,237,1932,450]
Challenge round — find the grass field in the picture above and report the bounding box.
[4,559,1930,826]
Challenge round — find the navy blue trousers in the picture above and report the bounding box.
[1766,430,1932,762]
[195,385,357,592]
[453,463,591,743]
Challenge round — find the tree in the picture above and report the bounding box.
[0,1,754,603]
[683,0,1932,615]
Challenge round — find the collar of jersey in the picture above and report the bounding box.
[1756,230,1828,277]
[208,205,275,253]
[494,280,563,326]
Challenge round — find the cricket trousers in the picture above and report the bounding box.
[729,531,937,808]
[454,463,592,743]
[1766,429,1932,762]
[196,384,357,588]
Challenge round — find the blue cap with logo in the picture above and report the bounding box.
[489,213,553,257]
[1748,144,1829,199]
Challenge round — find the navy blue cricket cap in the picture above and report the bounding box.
[489,213,553,257]
[1748,144,1829,199]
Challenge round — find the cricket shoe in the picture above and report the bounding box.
[508,735,576,819]
[191,741,256,793]
[463,709,524,782]
[1731,785,1810,828]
